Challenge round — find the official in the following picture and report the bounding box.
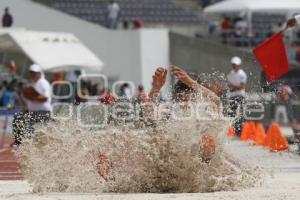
[12,64,52,146]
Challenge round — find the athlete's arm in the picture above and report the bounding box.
[148,67,167,102]
[170,66,221,109]
[21,87,48,102]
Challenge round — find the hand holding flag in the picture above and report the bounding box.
[286,15,300,29]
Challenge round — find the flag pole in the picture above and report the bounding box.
[281,26,288,33]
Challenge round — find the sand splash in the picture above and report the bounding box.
[16,103,263,193]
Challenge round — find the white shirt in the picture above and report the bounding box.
[24,77,52,112]
[235,20,248,36]
[107,3,120,19]
[227,69,247,97]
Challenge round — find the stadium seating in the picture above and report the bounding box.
[252,13,286,34]
[43,0,202,26]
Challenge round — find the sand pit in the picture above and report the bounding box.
[16,117,264,194]
[1,140,300,200]
[2,101,300,199]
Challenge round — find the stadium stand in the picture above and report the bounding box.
[35,0,203,26]
[252,13,286,35]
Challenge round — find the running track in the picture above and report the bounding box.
[0,137,23,180]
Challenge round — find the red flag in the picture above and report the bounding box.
[253,32,289,80]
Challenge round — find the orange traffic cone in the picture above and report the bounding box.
[254,123,266,146]
[227,127,236,137]
[240,121,256,141]
[264,123,289,151]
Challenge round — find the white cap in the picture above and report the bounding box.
[29,64,42,73]
[231,56,242,65]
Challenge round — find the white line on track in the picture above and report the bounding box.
[0,160,18,163]
[0,148,10,153]
[0,172,21,174]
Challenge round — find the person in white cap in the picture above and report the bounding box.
[12,64,52,146]
[227,56,247,136]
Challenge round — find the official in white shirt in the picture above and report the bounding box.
[12,64,52,146]
[227,56,247,136]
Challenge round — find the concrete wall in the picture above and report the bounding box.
[170,32,262,92]
[140,29,170,91]
[0,0,170,91]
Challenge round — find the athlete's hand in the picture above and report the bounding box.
[171,66,197,87]
[152,67,167,91]
[287,18,297,28]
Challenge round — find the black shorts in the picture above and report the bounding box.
[12,111,51,145]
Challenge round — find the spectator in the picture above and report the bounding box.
[106,0,120,29]
[294,44,300,67]
[12,64,52,146]
[226,56,247,136]
[0,84,5,107]
[208,19,218,36]
[76,80,90,103]
[113,83,134,123]
[99,89,116,124]
[123,20,129,29]
[1,81,9,96]
[119,83,131,98]
[221,17,230,44]
[99,89,115,106]
[234,18,248,46]
[136,85,147,101]
[52,70,64,82]
[277,84,295,124]
[1,85,19,109]
[2,81,8,89]
[287,42,298,67]
[9,60,17,75]
[65,70,79,103]
[133,18,144,29]
[133,85,148,118]
[52,71,68,102]
[260,72,275,93]
[2,7,13,27]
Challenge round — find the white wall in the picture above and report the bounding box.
[140,29,170,92]
[0,0,170,92]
